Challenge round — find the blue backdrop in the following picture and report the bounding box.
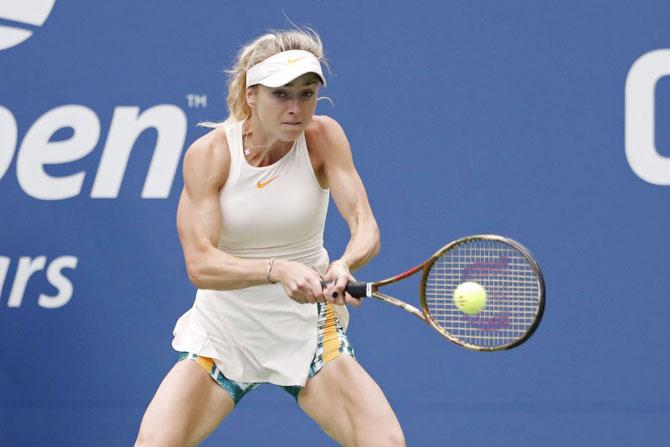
[2,1,669,445]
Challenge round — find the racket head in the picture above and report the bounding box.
[419,235,545,351]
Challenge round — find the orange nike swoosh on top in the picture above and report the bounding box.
[256,176,278,189]
[287,57,304,64]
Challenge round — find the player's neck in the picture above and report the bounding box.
[243,117,292,166]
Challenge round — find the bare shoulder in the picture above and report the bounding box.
[305,115,352,164]
[183,126,231,193]
[306,115,347,147]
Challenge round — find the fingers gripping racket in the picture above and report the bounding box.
[342,235,545,351]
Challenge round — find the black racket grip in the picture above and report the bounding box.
[320,280,368,298]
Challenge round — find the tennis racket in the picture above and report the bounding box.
[341,234,545,351]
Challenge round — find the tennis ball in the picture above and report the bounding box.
[453,282,487,315]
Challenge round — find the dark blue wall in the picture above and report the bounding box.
[1,1,669,445]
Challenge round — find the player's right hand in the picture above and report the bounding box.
[272,259,325,304]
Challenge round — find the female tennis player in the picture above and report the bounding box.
[134,29,405,447]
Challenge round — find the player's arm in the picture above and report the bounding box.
[176,134,269,290]
[177,133,325,302]
[308,116,381,304]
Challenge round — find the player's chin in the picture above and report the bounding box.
[279,122,306,139]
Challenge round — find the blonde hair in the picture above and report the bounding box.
[200,28,327,128]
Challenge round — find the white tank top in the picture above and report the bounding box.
[172,120,348,386]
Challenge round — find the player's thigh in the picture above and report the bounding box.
[298,355,405,446]
[135,360,235,447]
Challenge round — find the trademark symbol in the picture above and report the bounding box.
[186,94,207,108]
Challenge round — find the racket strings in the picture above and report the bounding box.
[423,239,541,349]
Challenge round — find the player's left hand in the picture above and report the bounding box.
[323,260,361,307]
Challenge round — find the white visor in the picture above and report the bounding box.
[246,50,326,88]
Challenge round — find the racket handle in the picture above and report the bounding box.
[345,280,368,298]
[320,280,369,298]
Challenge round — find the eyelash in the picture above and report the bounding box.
[273,90,315,100]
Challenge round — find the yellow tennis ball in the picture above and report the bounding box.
[453,281,487,315]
